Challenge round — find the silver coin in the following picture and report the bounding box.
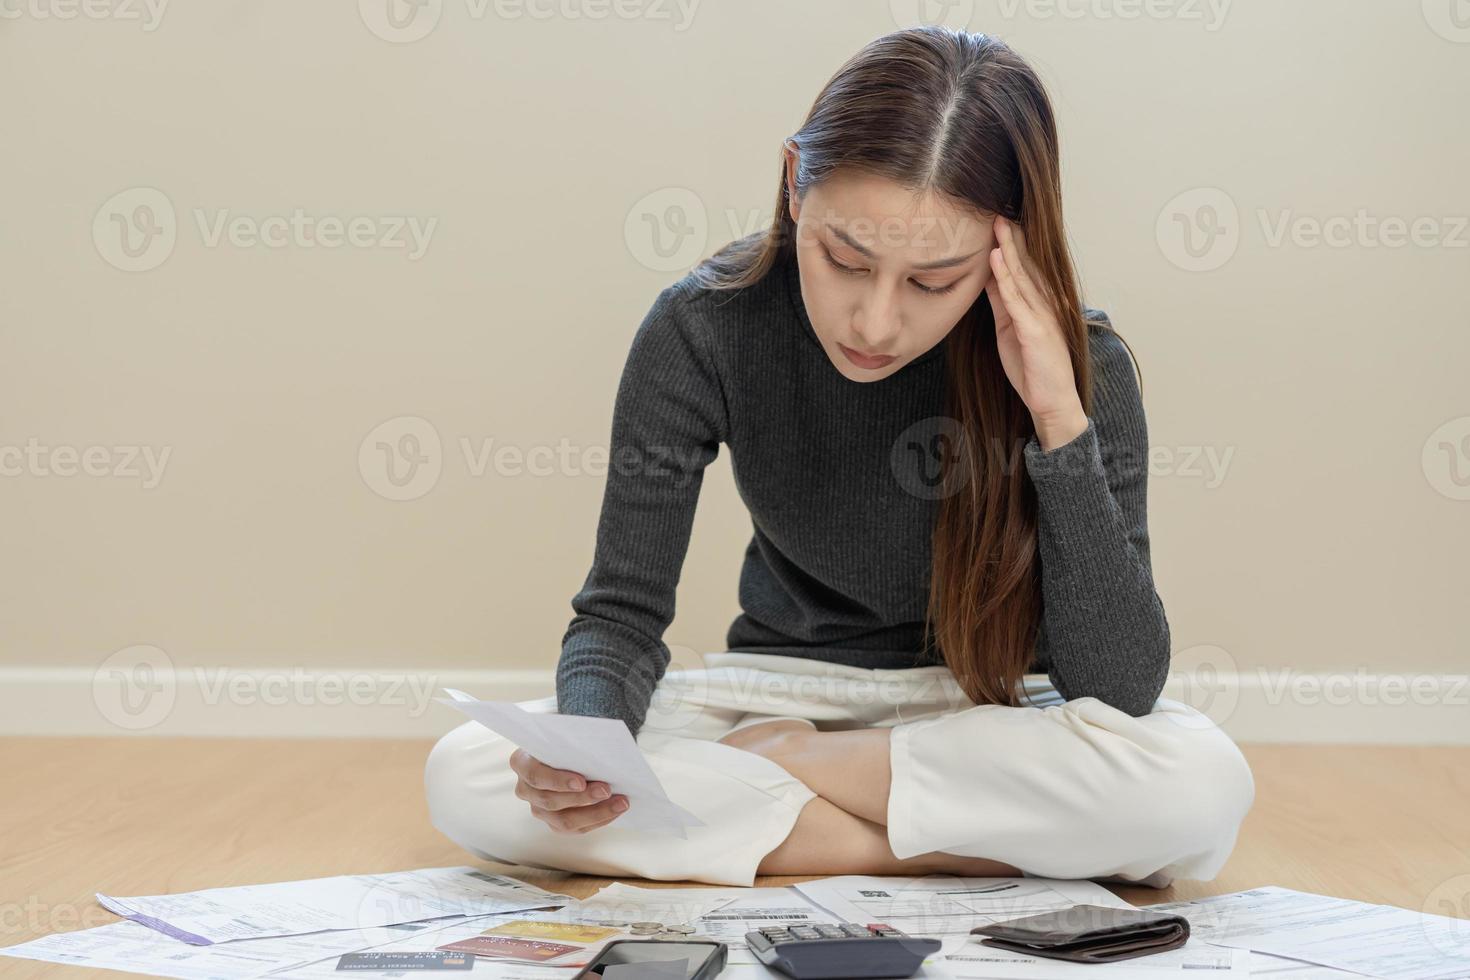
[632,921,663,930]
[630,926,661,935]
[596,920,628,927]
[653,932,686,941]
[666,924,696,934]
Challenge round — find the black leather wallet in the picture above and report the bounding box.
[970,904,1190,963]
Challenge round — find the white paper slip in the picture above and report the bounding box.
[438,688,704,837]
[931,937,1251,979]
[1248,949,1365,978]
[1144,886,1470,980]
[570,882,735,925]
[688,886,842,970]
[795,874,1133,939]
[98,867,571,945]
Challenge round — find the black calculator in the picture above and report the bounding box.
[744,921,941,979]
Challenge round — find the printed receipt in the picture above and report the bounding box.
[438,689,704,837]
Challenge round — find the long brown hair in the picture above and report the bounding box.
[691,27,1107,709]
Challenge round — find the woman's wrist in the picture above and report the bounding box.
[1032,401,1089,452]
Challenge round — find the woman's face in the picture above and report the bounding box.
[787,167,997,383]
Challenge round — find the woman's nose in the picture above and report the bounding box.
[853,281,903,350]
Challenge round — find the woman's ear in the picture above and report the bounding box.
[783,139,801,223]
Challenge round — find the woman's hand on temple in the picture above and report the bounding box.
[986,214,1089,451]
[508,748,629,833]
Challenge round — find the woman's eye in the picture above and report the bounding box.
[822,249,864,276]
[823,248,958,296]
[914,280,958,296]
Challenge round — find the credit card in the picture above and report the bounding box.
[482,920,620,943]
[436,936,581,961]
[336,951,473,970]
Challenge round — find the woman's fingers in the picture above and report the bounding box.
[995,216,1043,313]
[508,748,629,833]
[990,246,1027,316]
[532,795,631,834]
[509,749,586,792]
[515,779,612,812]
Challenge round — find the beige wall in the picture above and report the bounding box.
[1,1,1466,685]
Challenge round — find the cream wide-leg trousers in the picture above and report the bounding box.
[424,651,1255,888]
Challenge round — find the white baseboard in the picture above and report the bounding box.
[0,666,556,738]
[0,666,1465,743]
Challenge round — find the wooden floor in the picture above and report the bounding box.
[2,738,1467,978]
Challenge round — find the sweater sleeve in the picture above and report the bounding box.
[555,284,728,736]
[1022,317,1171,717]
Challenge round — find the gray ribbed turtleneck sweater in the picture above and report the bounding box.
[556,245,1170,734]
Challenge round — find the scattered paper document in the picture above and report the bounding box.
[98,867,569,945]
[439,689,704,837]
[1144,886,1470,980]
[0,915,498,980]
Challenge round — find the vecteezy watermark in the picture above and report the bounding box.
[888,0,976,30]
[1256,209,1470,250]
[359,416,444,502]
[357,0,701,43]
[189,668,438,717]
[92,187,437,272]
[1149,444,1234,488]
[0,897,116,935]
[1169,644,1240,730]
[890,416,969,500]
[991,0,1231,30]
[1422,0,1470,43]
[1158,187,1469,271]
[357,415,710,501]
[624,187,711,273]
[92,645,440,731]
[888,416,1237,499]
[0,438,171,489]
[623,191,991,274]
[1256,669,1469,708]
[1156,187,1240,272]
[1421,875,1470,958]
[1169,646,1470,728]
[93,644,177,730]
[0,0,168,31]
[1422,415,1470,501]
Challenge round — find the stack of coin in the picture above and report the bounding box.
[618,920,701,941]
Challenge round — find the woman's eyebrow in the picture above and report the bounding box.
[826,223,984,271]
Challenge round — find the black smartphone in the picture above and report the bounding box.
[570,939,727,979]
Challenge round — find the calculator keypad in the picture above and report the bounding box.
[745,922,938,979]
[755,922,895,943]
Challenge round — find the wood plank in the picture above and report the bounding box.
[1,739,1466,978]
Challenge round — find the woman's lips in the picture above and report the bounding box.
[838,343,897,370]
